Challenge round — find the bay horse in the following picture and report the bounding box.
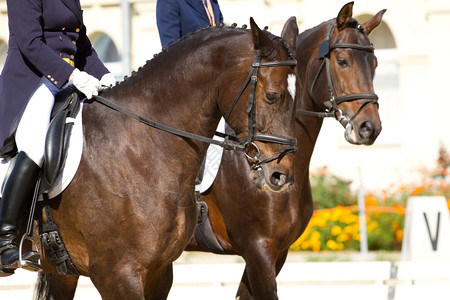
[34,3,385,299]
[16,17,300,299]
[186,3,384,299]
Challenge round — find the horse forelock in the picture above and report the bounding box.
[298,17,367,46]
[271,35,296,61]
[336,18,373,46]
[346,18,359,29]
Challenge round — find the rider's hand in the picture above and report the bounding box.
[99,73,117,90]
[69,68,101,99]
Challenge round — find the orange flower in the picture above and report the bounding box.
[392,221,399,231]
[301,240,310,250]
[410,186,423,195]
[395,229,403,242]
[337,233,350,243]
[331,225,342,236]
[365,196,378,207]
[326,239,343,251]
[312,240,321,252]
[393,204,406,215]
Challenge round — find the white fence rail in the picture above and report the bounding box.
[1,261,449,299]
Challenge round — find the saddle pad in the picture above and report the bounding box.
[0,103,83,199]
[196,117,225,194]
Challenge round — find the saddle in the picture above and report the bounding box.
[41,85,82,192]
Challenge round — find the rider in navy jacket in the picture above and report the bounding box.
[156,0,223,47]
[0,0,114,275]
[0,0,110,156]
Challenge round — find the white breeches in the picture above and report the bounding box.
[15,77,70,167]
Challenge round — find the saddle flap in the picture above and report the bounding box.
[41,111,69,191]
[41,88,81,192]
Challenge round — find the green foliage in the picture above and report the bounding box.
[310,168,357,209]
[367,212,403,251]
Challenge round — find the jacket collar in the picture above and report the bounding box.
[185,0,208,16]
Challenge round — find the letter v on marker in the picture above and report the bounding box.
[423,212,441,251]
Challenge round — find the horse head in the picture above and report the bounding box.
[221,17,298,192]
[298,2,385,145]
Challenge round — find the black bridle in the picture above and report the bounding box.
[94,51,297,168]
[223,53,297,167]
[297,20,379,127]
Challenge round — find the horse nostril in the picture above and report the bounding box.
[359,121,374,139]
[270,172,287,187]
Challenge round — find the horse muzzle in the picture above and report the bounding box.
[249,163,294,193]
[344,120,381,145]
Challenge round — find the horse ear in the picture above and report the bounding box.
[336,2,354,30]
[280,16,298,52]
[250,17,278,60]
[361,9,387,35]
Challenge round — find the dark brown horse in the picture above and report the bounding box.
[34,3,385,299]
[21,17,299,299]
[185,3,384,299]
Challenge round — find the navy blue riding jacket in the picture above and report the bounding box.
[156,0,223,47]
[0,0,109,157]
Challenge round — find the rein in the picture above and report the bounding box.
[92,94,242,151]
[93,53,297,168]
[296,20,378,127]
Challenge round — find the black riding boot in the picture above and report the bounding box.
[0,151,41,272]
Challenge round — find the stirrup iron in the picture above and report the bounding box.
[18,234,42,272]
[19,177,43,272]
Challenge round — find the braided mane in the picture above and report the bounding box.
[107,22,294,90]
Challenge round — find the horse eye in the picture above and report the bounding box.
[337,59,349,67]
[265,92,280,104]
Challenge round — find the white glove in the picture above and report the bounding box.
[100,73,116,90]
[69,68,101,99]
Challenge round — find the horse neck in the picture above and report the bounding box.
[153,34,249,133]
[292,75,326,210]
[99,34,250,181]
[294,21,336,177]
[295,98,324,171]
